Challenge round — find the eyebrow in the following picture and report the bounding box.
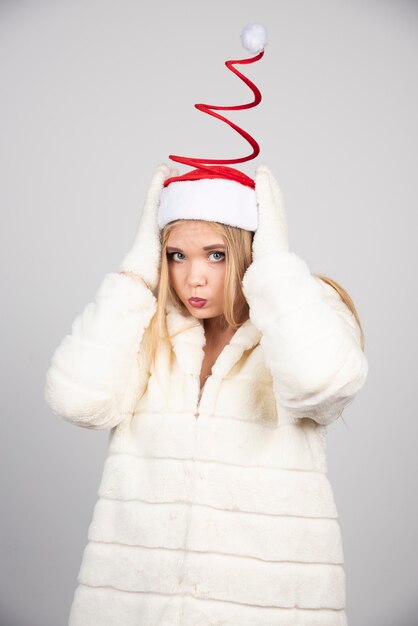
[166,244,226,252]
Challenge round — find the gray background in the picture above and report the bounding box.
[1,0,417,624]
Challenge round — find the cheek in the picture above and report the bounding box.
[168,264,181,287]
[167,265,175,283]
[214,266,226,290]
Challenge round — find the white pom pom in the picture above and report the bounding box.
[241,23,268,55]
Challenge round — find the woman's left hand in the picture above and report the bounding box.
[251,164,290,259]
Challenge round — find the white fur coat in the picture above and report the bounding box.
[45,250,368,626]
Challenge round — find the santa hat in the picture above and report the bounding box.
[158,23,268,232]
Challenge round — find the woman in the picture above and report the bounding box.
[45,162,368,626]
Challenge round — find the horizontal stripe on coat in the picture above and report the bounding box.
[109,411,328,472]
[97,453,338,518]
[87,497,344,563]
[77,541,345,609]
[70,583,347,626]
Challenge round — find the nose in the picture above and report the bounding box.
[187,261,207,288]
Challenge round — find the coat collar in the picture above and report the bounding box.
[165,302,262,379]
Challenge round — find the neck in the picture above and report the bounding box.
[203,315,229,338]
[203,309,249,341]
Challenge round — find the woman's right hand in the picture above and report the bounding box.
[118,163,179,291]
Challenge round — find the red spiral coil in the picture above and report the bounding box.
[166,48,264,187]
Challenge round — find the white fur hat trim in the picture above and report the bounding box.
[158,178,258,231]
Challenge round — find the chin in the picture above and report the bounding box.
[184,303,219,319]
[186,306,208,317]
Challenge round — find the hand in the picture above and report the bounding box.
[118,163,179,291]
[252,164,290,260]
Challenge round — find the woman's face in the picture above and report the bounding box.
[166,220,227,321]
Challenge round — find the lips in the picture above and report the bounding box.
[188,297,207,308]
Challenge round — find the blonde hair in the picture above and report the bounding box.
[145,220,365,372]
[314,273,365,351]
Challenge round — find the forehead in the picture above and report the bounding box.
[166,220,222,243]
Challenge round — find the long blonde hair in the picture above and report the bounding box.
[145,220,365,372]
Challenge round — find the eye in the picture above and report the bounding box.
[209,251,226,262]
[167,252,185,262]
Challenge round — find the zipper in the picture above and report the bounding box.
[194,376,210,418]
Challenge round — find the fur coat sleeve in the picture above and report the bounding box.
[44,272,157,430]
[242,249,369,426]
